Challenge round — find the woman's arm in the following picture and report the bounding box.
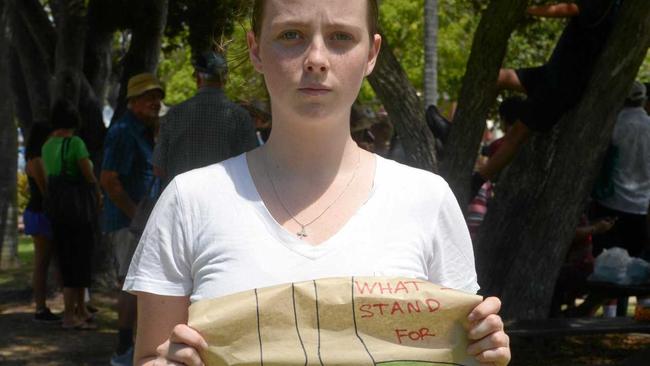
[135,292,206,366]
[100,170,138,218]
[26,158,48,195]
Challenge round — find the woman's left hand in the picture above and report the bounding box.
[466,296,510,365]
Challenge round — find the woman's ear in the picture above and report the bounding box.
[365,34,382,76]
[247,31,264,74]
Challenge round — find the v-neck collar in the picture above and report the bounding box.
[235,153,382,260]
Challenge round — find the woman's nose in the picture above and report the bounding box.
[304,37,329,73]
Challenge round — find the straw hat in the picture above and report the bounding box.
[126,73,165,99]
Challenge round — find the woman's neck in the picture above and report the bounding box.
[262,110,361,179]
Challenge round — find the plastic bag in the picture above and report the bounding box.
[590,247,632,284]
[627,257,650,285]
[590,247,650,285]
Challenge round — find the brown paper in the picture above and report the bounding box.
[188,276,483,366]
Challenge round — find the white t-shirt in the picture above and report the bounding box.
[124,154,479,303]
[598,107,650,215]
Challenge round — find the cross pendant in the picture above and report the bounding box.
[297,226,308,239]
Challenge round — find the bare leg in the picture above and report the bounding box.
[32,235,51,311]
[76,288,92,320]
[62,287,78,326]
[497,69,527,93]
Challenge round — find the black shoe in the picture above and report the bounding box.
[426,104,451,142]
[34,308,62,323]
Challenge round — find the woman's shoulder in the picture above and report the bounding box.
[376,155,450,194]
[171,153,250,200]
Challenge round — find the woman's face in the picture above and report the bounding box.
[248,0,381,122]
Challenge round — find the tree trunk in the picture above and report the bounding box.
[439,0,529,206]
[84,0,116,101]
[12,0,56,71]
[8,0,52,124]
[8,47,33,130]
[0,0,19,269]
[112,0,168,122]
[367,39,437,172]
[423,0,438,107]
[476,0,650,320]
[52,0,87,104]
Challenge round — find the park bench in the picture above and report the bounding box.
[506,281,650,337]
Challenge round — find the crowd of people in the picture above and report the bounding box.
[17,0,649,366]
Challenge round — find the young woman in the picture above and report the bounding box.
[42,100,101,329]
[23,123,61,322]
[126,1,511,365]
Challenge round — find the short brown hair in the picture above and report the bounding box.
[251,0,379,38]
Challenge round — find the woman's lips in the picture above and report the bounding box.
[298,87,331,96]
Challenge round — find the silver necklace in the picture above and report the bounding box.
[263,150,361,240]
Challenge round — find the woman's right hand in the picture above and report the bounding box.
[153,324,208,366]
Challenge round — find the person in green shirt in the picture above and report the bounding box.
[41,100,101,329]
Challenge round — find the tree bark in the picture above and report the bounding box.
[439,0,529,206]
[476,0,650,319]
[424,0,438,107]
[367,39,438,172]
[112,0,169,122]
[0,0,19,269]
[84,0,116,101]
[8,0,52,124]
[12,0,56,71]
[8,47,33,130]
[52,0,87,104]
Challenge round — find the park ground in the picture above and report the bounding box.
[1,237,649,366]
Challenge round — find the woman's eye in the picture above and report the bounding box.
[331,33,353,41]
[280,31,301,40]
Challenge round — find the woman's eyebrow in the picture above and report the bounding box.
[269,19,364,33]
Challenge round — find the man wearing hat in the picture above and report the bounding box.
[592,81,650,261]
[153,50,257,186]
[100,72,164,366]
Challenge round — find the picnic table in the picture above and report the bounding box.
[586,281,650,316]
[506,281,650,337]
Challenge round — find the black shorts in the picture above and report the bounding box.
[515,65,582,132]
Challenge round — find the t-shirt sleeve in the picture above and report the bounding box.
[428,184,480,294]
[123,180,193,296]
[102,126,134,175]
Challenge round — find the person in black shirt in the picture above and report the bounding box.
[473,0,622,195]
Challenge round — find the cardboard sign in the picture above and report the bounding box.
[188,276,483,366]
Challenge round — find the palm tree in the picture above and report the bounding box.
[424,0,438,107]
